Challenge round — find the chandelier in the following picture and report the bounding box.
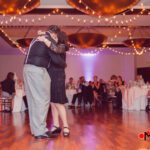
[68,33,107,48]
[124,38,150,55]
[17,38,33,47]
[67,0,140,16]
[0,0,40,14]
[124,38,150,49]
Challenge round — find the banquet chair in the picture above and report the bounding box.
[0,97,12,112]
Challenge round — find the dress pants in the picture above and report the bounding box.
[23,64,51,136]
[72,93,82,105]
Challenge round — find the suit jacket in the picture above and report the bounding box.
[25,37,66,69]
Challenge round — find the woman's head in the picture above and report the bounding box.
[58,31,68,44]
[57,31,69,53]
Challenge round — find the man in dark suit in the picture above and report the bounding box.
[23,25,66,140]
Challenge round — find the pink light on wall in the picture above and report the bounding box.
[81,53,96,81]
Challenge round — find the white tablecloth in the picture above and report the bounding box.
[13,89,26,112]
[66,89,76,105]
[121,86,149,111]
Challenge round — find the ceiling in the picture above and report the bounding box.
[39,0,150,9]
[0,0,150,55]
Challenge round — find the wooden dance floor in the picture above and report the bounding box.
[0,106,150,150]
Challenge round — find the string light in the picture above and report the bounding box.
[127,27,147,55]
[0,28,26,54]
[0,3,148,27]
[0,2,149,56]
[63,0,147,25]
[1,26,149,56]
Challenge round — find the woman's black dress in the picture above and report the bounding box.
[48,53,68,104]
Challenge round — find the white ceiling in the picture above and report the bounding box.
[0,0,149,27]
[39,0,150,9]
[39,0,71,8]
[0,0,150,53]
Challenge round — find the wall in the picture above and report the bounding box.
[0,54,135,83]
[0,55,25,81]
[135,54,150,68]
[66,54,135,82]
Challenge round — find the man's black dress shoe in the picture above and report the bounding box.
[34,131,56,139]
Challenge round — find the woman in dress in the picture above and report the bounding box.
[48,31,70,137]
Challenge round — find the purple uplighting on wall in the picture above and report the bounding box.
[81,53,96,81]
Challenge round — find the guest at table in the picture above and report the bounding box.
[92,76,100,92]
[71,76,85,108]
[66,77,76,90]
[117,75,125,86]
[106,79,116,98]
[0,72,15,112]
[85,81,94,107]
[13,75,26,112]
[135,75,145,86]
[1,72,15,98]
[113,75,125,109]
[66,77,76,106]
[115,85,122,109]
[92,75,100,106]
[98,79,107,102]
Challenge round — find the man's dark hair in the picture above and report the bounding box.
[48,25,60,34]
[6,72,14,80]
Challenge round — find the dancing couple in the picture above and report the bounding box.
[23,25,69,139]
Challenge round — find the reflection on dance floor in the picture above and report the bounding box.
[0,106,150,150]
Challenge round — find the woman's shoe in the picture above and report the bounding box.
[51,126,61,136]
[63,127,70,137]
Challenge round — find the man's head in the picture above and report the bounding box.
[48,25,60,34]
[47,25,60,43]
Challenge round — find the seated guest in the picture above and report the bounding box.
[92,75,100,106]
[81,76,89,106]
[93,75,100,90]
[66,77,76,106]
[85,81,94,107]
[112,75,125,109]
[13,74,26,112]
[1,72,15,98]
[114,84,123,109]
[135,75,145,86]
[98,79,107,102]
[107,75,118,97]
[0,72,15,111]
[71,76,86,108]
[66,77,76,90]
